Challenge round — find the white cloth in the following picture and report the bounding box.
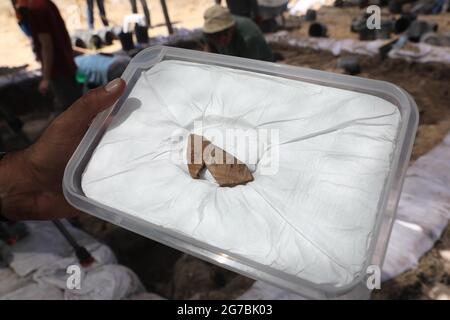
[266,32,450,64]
[289,0,335,15]
[82,60,401,288]
[1,221,144,300]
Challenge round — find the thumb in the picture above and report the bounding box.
[56,78,126,138]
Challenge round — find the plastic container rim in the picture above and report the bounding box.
[63,46,419,299]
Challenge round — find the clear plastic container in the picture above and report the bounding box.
[63,46,418,299]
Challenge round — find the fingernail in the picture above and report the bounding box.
[105,78,122,92]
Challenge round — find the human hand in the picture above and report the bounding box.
[0,78,125,221]
[38,79,50,95]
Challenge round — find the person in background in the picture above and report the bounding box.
[86,0,109,31]
[0,79,125,221]
[11,0,37,57]
[15,0,82,113]
[203,5,274,62]
[130,0,151,28]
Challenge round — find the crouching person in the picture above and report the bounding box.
[203,5,274,62]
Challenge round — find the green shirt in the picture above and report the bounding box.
[216,16,274,62]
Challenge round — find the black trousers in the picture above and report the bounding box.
[130,0,151,27]
[86,0,109,30]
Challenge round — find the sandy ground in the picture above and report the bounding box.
[0,0,212,69]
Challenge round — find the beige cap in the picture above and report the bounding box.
[203,5,235,34]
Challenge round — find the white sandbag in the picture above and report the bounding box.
[266,32,450,64]
[289,0,335,15]
[389,42,450,64]
[82,60,401,288]
[382,132,450,280]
